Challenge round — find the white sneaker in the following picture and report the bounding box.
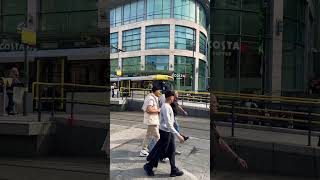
[139,149,149,157]
[175,151,182,155]
[160,158,169,163]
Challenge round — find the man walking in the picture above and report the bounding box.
[140,86,162,157]
[144,91,185,177]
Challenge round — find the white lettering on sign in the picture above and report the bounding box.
[0,42,37,51]
[209,41,240,50]
[172,73,186,80]
[209,40,240,57]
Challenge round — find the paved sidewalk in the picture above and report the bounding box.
[110,124,210,180]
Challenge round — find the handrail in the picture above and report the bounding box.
[219,105,320,117]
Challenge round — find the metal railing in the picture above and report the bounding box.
[117,87,210,108]
[213,92,320,146]
[32,82,108,122]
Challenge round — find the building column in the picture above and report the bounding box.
[169,24,175,72]
[194,58,199,91]
[118,31,123,71]
[270,0,284,96]
[141,56,145,71]
[141,26,146,51]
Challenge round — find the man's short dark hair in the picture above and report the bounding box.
[165,90,175,98]
[152,86,161,93]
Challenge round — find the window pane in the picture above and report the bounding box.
[123,28,141,52]
[145,56,169,73]
[130,1,137,23]
[122,57,141,75]
[147,0,154,19]
[199,32,207,55]
[137,0,145,21]
[174,56,194,90]
[213,10,240,34]
[146,25,170,49]
[175,25,195,51]
[123,4,130,25]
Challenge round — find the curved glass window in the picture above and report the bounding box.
[146,25,170,49]
[174,56,194,90]
[110,0,208,28]
[110,0,144,27]
[175,25,195,51]
[199,32,207,55]
[122,57,141,75]
[147,0,170,20]
[110,32,118,53]
[199,4,207,28]
[145,56,169,73]
[174,0,196,22]
[122,28,141,52]
[198,59,206,91]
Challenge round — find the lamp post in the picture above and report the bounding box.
[111,45,125,97]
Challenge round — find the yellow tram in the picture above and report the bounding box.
[110,74,174,96]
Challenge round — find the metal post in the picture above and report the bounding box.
[308,106,312,146]
[51,86,55,120]
[23,44,28,116]
[37,85,41,122]
[71,88,74,121]
[231,100,235,137]
[3,85,6,115]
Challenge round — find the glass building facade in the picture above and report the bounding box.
[1,0,27,33]
[282,0,306,94]
[210,0,317,96]
[110,0,209,91]
[40,0,97,33]
[211,0,266,93]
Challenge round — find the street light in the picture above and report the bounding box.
[111,45,125,97]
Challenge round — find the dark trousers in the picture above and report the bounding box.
[146,129,177,171]
[6,92,14,113]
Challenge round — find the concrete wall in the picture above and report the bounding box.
[50,118,107,157]
[214,137,320,178]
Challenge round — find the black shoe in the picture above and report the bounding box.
[183,135,189,141]
[144,164,154,176]
[170,168,184,177]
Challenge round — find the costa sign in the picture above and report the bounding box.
[0,42,36,51]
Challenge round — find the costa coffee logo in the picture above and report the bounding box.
[0,41,37,51]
